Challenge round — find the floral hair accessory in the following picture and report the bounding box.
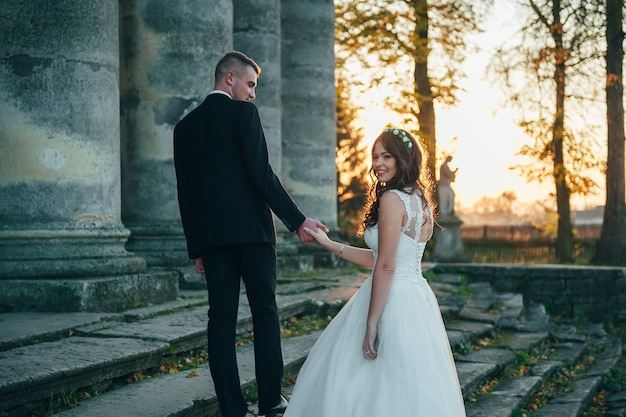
[384,128,413,151]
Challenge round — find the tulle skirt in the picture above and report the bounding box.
[283,277,466,417]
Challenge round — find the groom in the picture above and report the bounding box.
[173,50,327,417]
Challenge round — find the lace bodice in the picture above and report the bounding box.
[364,189,433,281]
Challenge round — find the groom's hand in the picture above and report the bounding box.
[195,258,205,276]
[297,218,328,244]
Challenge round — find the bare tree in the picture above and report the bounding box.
[594,0,626,265]
[489,0,604,262]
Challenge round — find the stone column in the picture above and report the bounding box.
[0,1,177,311]
[280,0,338,270]
[119,0,233,279]
[280,0,338,231]
[233,0,282,173]
[234,0,308,271]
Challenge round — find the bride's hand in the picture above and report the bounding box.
[303,226,332,247]
[362,327,378,360]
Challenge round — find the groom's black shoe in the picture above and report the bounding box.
[263,395,289,417]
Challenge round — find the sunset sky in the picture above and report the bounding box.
[356,0,606,212]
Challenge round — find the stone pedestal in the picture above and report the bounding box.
[0,271,178,313]
[431,215,467,262]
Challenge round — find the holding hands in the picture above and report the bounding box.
[304,223,375,271]
[302,225,333,248]
[196,217,329,277]
[297,218,328,244]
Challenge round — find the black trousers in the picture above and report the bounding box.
[201,243,283,417]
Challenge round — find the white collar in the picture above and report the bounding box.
[208,90,232,99]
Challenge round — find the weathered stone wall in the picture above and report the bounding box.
[0,0,337,311]
[433,263,626,322]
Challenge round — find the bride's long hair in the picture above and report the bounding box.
[360,129,435,235]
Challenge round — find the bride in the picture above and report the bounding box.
[282,128,466,416]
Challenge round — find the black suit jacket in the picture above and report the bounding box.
[174,93,306,259]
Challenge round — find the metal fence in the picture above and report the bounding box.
[461,225,599,264]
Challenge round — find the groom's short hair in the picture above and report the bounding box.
[215,50,261,82]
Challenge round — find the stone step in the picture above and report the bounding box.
[0,270,467,416]
[0,290,209,352]
[0,292,314,417]
[56,313,504,416]
[0,272,620,417]
[605,391,626,417]
[459,298,555,403]
[457,347,519,398]
[54,332,322,417]
[532,377,603,417]
[532,337,622,417]
[443,276,621,417]
[465,377,544,417]
[465,331,622,417]
[1,336,170,416]
[47,273,507,417]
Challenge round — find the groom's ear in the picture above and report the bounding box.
[225,71,236,86]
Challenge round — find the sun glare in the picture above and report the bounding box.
[351,1,605,212]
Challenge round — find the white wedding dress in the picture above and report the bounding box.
[283,189,466,417]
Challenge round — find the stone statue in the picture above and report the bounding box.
[438,156,458,218]
[433,155,465,262]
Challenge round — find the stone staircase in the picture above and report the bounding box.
[0,269,622,417]
[441,277,623,417]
